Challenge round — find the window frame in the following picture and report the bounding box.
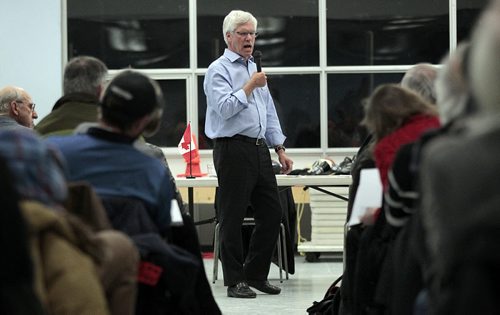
[62,0,474,157]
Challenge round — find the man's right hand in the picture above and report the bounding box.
[243,72,267,96]
[252,72,267,87]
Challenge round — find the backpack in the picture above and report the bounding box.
[307,275,343,315]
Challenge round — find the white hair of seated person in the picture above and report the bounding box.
[469,0,500,114]
[435,43,471,125]
[401,63,438,105]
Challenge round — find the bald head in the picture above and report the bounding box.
[401,63,438,104]
[0,86,37,128]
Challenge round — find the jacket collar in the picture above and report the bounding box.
[52,93,99,111]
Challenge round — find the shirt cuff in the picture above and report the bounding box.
[233,89,248,106]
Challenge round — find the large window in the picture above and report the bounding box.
[67,0,189,69]
[197,0,319,68]
[326,0,449,65]
[66,0,487,152]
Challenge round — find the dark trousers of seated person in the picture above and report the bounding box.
[213,137,282,287]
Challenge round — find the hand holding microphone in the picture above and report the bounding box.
[251,50,266,87]
[243,50,266,96]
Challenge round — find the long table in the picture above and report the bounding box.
[175,174,352,216]
[176,174,352,261]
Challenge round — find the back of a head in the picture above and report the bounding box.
[401,63,438,104]
[469,0,500,114]
[100,70,164,135]
[0,129,67,206]
[222,10,258,46]
[435,42,475,125]
[362,84,437,141]
[63,56,108,96]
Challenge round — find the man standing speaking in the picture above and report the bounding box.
[204,10,293,299]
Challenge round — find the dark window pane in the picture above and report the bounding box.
[197,0,319,67]
[198,74,320,149]
[145,80,186,147]
[327,73,404,147]
[327,0,449,65]
[457,0,489,42]
[197,76,213,150]
[67,0,189,69]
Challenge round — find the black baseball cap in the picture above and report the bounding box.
[100,70,164,121]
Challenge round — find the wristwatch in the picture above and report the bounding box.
[274,144,286,153]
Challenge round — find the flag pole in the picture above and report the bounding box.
[187,121,194,178]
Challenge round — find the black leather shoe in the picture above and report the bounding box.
[227,282,257,298]
[247,280,281,295]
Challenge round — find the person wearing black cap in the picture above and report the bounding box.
[48,70,222,314]
[46,70,172,235]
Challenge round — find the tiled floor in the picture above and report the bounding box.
[203,253,344,315]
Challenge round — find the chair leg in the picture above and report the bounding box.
[213,223,220,283]
[213,219,289,283]
[280,223,289,280]
[277,231,283,283]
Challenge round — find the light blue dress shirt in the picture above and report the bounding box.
[204,49,286,147]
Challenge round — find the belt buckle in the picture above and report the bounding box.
[255,138,263,146]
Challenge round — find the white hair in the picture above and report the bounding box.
[0,86,25,113]
[469,1,500,113]
[401,63,438,104]
[222,10,258,46]
[435,43,472,124]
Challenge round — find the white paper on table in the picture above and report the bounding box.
[170,199,184,226]
[348,168,383,226]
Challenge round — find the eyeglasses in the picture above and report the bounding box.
[16,100,36,112]
[234,31,259,38]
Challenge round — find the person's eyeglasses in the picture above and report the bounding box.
[15,100,36,112]
[235,31,259,38]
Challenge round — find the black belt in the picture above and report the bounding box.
[218,134,266,146]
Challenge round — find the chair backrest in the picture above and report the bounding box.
[64,181,112,232]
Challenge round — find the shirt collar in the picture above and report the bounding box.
[52,92,99,111]
[223,48,255,64]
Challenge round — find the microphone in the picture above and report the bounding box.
[253,50,262,72]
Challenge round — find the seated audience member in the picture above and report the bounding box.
[339,63,440,314]
[361,84,440,194]
[46,70,173,235]
[45,71,217,314]
[385,43,473,230]
[385,42,475,315]
[36,59,220,313]
[420,2,500,314]
[35,56,108,136]
[400,63,438,105]
[0,85,38,129]
[350,84,440,314]
[0,155,45,315]
[0,128,139,315]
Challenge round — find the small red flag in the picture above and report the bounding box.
[177,122,196,158]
